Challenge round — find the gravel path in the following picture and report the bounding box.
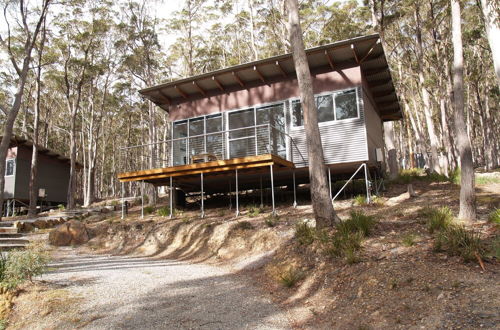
[42,251,291,329]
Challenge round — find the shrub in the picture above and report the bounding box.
[234,221,253,231]
[247,205,263,217]
[397,168,425,184]
[278,267,305,288]
[488,209,500,226]
[354,195,367,206]
[449,168,461,185]
[427,207,453,234]
[0,254,7,283]
[143,206,155,215]
[157,206,171,217]
[295,222,316,245]
[57,204,65,211]
[490,236,500,259]
[434,224,485,262]
[3,243,50,289]
[265,214,279,227]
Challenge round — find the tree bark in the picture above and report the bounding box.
[451,0,476,221]
[0,0,50,219]
[479,0,500,87]
[287,0,338,228]
[383,122,399,179]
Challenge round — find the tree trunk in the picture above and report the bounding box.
[383,121,399,179]
[451,0,476,221]
[287,0,338,228]
[480,0,500,86]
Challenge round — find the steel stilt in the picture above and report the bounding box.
[270,165,275,215]
[169,176,173,219]
[292,170,297,208]
[235,169,240,216]
[200,173,205,218]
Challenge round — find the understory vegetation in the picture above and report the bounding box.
[0,243,49,289]
[295,211,377,264]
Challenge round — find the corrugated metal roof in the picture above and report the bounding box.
[140,33,401,121]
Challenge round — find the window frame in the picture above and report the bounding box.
[289,87,360,129]
[5,158,15,177]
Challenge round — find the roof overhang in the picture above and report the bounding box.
[5,135,83,168]
[140,33,401,121]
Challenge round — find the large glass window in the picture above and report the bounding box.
[206,114,224,159]
[335,89,358,120]
[172,121,188,165]
[5,159,14,176]
[256,104,286,157]
[228,109,255,158]
[291,88,358,127]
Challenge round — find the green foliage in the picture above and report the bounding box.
[426,207,453,234]
[325,211,376,263]
[294,222,316,245]
[265,214,279,227]
[337,211,376,237]
[434,225,485,262]
[247,205,263,217]
[143,206,155,215]
[449,168,461,185]
[57,204,65,211]
[278,267,305,288]
[233,221,253,231]
[488,209,500,226]
[0,254,7,283]
[2,243,50,289]
[157,206,171,217]
[354,195,367,206]
[476,176,500,185]
[395,168,425,184]
[490,236,500,259]
[0,319,7,330]
[401,233,418,247]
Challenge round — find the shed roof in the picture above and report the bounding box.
[5,135,83,168]
[140,34,401,121]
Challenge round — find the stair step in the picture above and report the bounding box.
[0,233,24,238]
[0,227,18,233]
[0,244,27,250]
[0,237,30,244]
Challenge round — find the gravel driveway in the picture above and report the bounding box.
[42,251,291,329]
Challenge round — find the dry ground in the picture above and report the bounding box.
[6,175,500,329]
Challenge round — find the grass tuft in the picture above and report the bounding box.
[426,207,453,234]
[247,205,263,217]
[278,267,305,288]
[434,224,485,262]
[337,210,376,237]
[295,222,316,245]
[488,209,500,226]
[143,206,155,215]
[354,195,367,206]
[402,233,418,247]
[265,214,280,227]
[156,206,171,217]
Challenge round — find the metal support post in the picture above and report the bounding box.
[328,167,332,199]
[229,179,232,210]
[270,165,275,215]
[200,173,205,218]
[260,176,264,208]
[292,170,297,208]
[169,176,173,218]
[364,163,371,204]
[141,181,144,219]
[235,169,240,216]
[121,182,125,220]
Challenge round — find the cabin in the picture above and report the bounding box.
[118,34,401,216]
[3,136,77,215]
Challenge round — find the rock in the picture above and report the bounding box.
[21,222,35,232]
[49,220,89,246]
[33,219,47,229]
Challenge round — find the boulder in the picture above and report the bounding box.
[21,222,35,232]
[49,220,89,246]
[33,219,47,229]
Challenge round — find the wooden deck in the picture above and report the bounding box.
[118,154,295,184]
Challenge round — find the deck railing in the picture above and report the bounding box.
[120,124,306,173]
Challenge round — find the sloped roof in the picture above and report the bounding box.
[140,33,401,121]
[5,135,83,168]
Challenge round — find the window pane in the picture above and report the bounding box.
[228,109,255,139]
[291,100,303,127]
[5,159,14,176]
[173,121,187,138]
[335,89,357,120]
[316,94,334,122]
[206,114,222,133]
[230,138,255,158]
[256,103,286,156]
[189,117,204,136]
[172,140,187,165]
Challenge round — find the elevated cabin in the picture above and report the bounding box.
[3,136,78,215]
[118,34,401,213]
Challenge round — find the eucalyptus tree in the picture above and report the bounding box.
[0,0,51,218]
[287,0,339,228]
[479,0,500,86]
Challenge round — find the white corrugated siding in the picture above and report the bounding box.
[289,87,368,167]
